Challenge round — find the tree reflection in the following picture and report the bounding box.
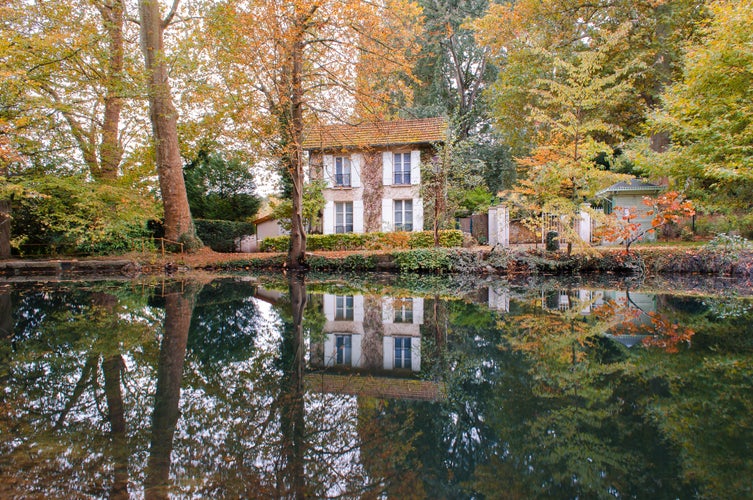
[145,281,201,499]
[277,272,307,498]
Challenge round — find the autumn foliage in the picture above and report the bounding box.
[599,191,696,254]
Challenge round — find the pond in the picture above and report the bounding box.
[1,274,752,498]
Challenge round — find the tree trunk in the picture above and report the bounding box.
[96,0,125,181]
[138,0,198,246]
[285,26,307,269]
[145,282,197,499]
[0,199,10,259]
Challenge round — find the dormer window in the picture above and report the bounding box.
[335,156,351,187]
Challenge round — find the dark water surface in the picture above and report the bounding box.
[1,274,752,498]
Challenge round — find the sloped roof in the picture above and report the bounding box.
[302,117,448,151]
[596,178,663,197]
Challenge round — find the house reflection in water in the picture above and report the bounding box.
[539,288,658,348]
[311,294,423,373]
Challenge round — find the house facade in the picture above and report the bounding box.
[302,117,447,234]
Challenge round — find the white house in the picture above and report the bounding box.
[302,117,447,235]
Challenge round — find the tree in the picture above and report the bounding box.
[473,0,707,156]
[183,152,261,221]
[206,0,421,268]
[0,0,132,181]
[137,0,199,248]
[600,190,695,254]
[644,0,753,211]
[270,179,326,233]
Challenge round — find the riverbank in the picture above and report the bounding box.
[3,244,751,280]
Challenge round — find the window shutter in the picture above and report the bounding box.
[351,153,362,188]
[382,151,393,186]
[323,294,335,322]
[381,297,393,323]
[383,336,395,370]
[412,197,424,231]
[410,150,421,185]
[323,200,334,234]
[354,295,365,322]
[323,155,334,187]
[353,199,364,233]
[381,198,393,231]
[413,297,424,325]
[411,337,421,371]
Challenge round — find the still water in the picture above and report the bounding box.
[1,274,752,498]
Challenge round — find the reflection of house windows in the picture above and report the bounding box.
[394,337,411,369]
[394,200,413,231]
[393,153,411,185]
[335,156,351,187]
[394,298,413,323]
[335,202,353,233]
[335,334,352,365]
[335,295,354,320]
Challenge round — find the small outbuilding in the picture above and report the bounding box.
[597,178,663,242]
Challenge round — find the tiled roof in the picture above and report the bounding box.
[597,178,663,197]
[302,117,448,151]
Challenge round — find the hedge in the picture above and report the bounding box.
[259,230,464,252]
[194,219,255,252]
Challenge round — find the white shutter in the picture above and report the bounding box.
[412,197,423,232]
[381,297,393,323]
[383,336,395,370]
[411,337,421,371]
[351,334,363,368]
[323,294,335,322]
[382,151,393,186]
[351,153,362,188]
[381,198,393,232]
[323,155,334,187]
[410,150,421,185]
[353,199,364,233]
[323,334,336,367]
[413,297,424,325]
[323,200,334,234]
[354,295,365,322]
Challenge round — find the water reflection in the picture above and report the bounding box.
[1,276,752,498]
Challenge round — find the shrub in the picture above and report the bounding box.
[194,219,255,252]
[393,248,452,273]
[260,235,290,252]
[259,230,464,253]
[12,175,160,256]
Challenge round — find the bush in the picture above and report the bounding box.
[195,219,255,252]
[259,230,464,252]
[12,176,160,256]
[393,248,453,273]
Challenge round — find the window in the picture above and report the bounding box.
[394,337,411,369]
[335,202,353,233]
[335,335,352,365]
[335,295,354,321]
[335,156,351,187]
[394,298,413,323]
[393,152,411,184]
[394,200,413,231]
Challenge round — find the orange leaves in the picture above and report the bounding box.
[641,313,695,353]
[593,299,694,354]
[601,190,695,253]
